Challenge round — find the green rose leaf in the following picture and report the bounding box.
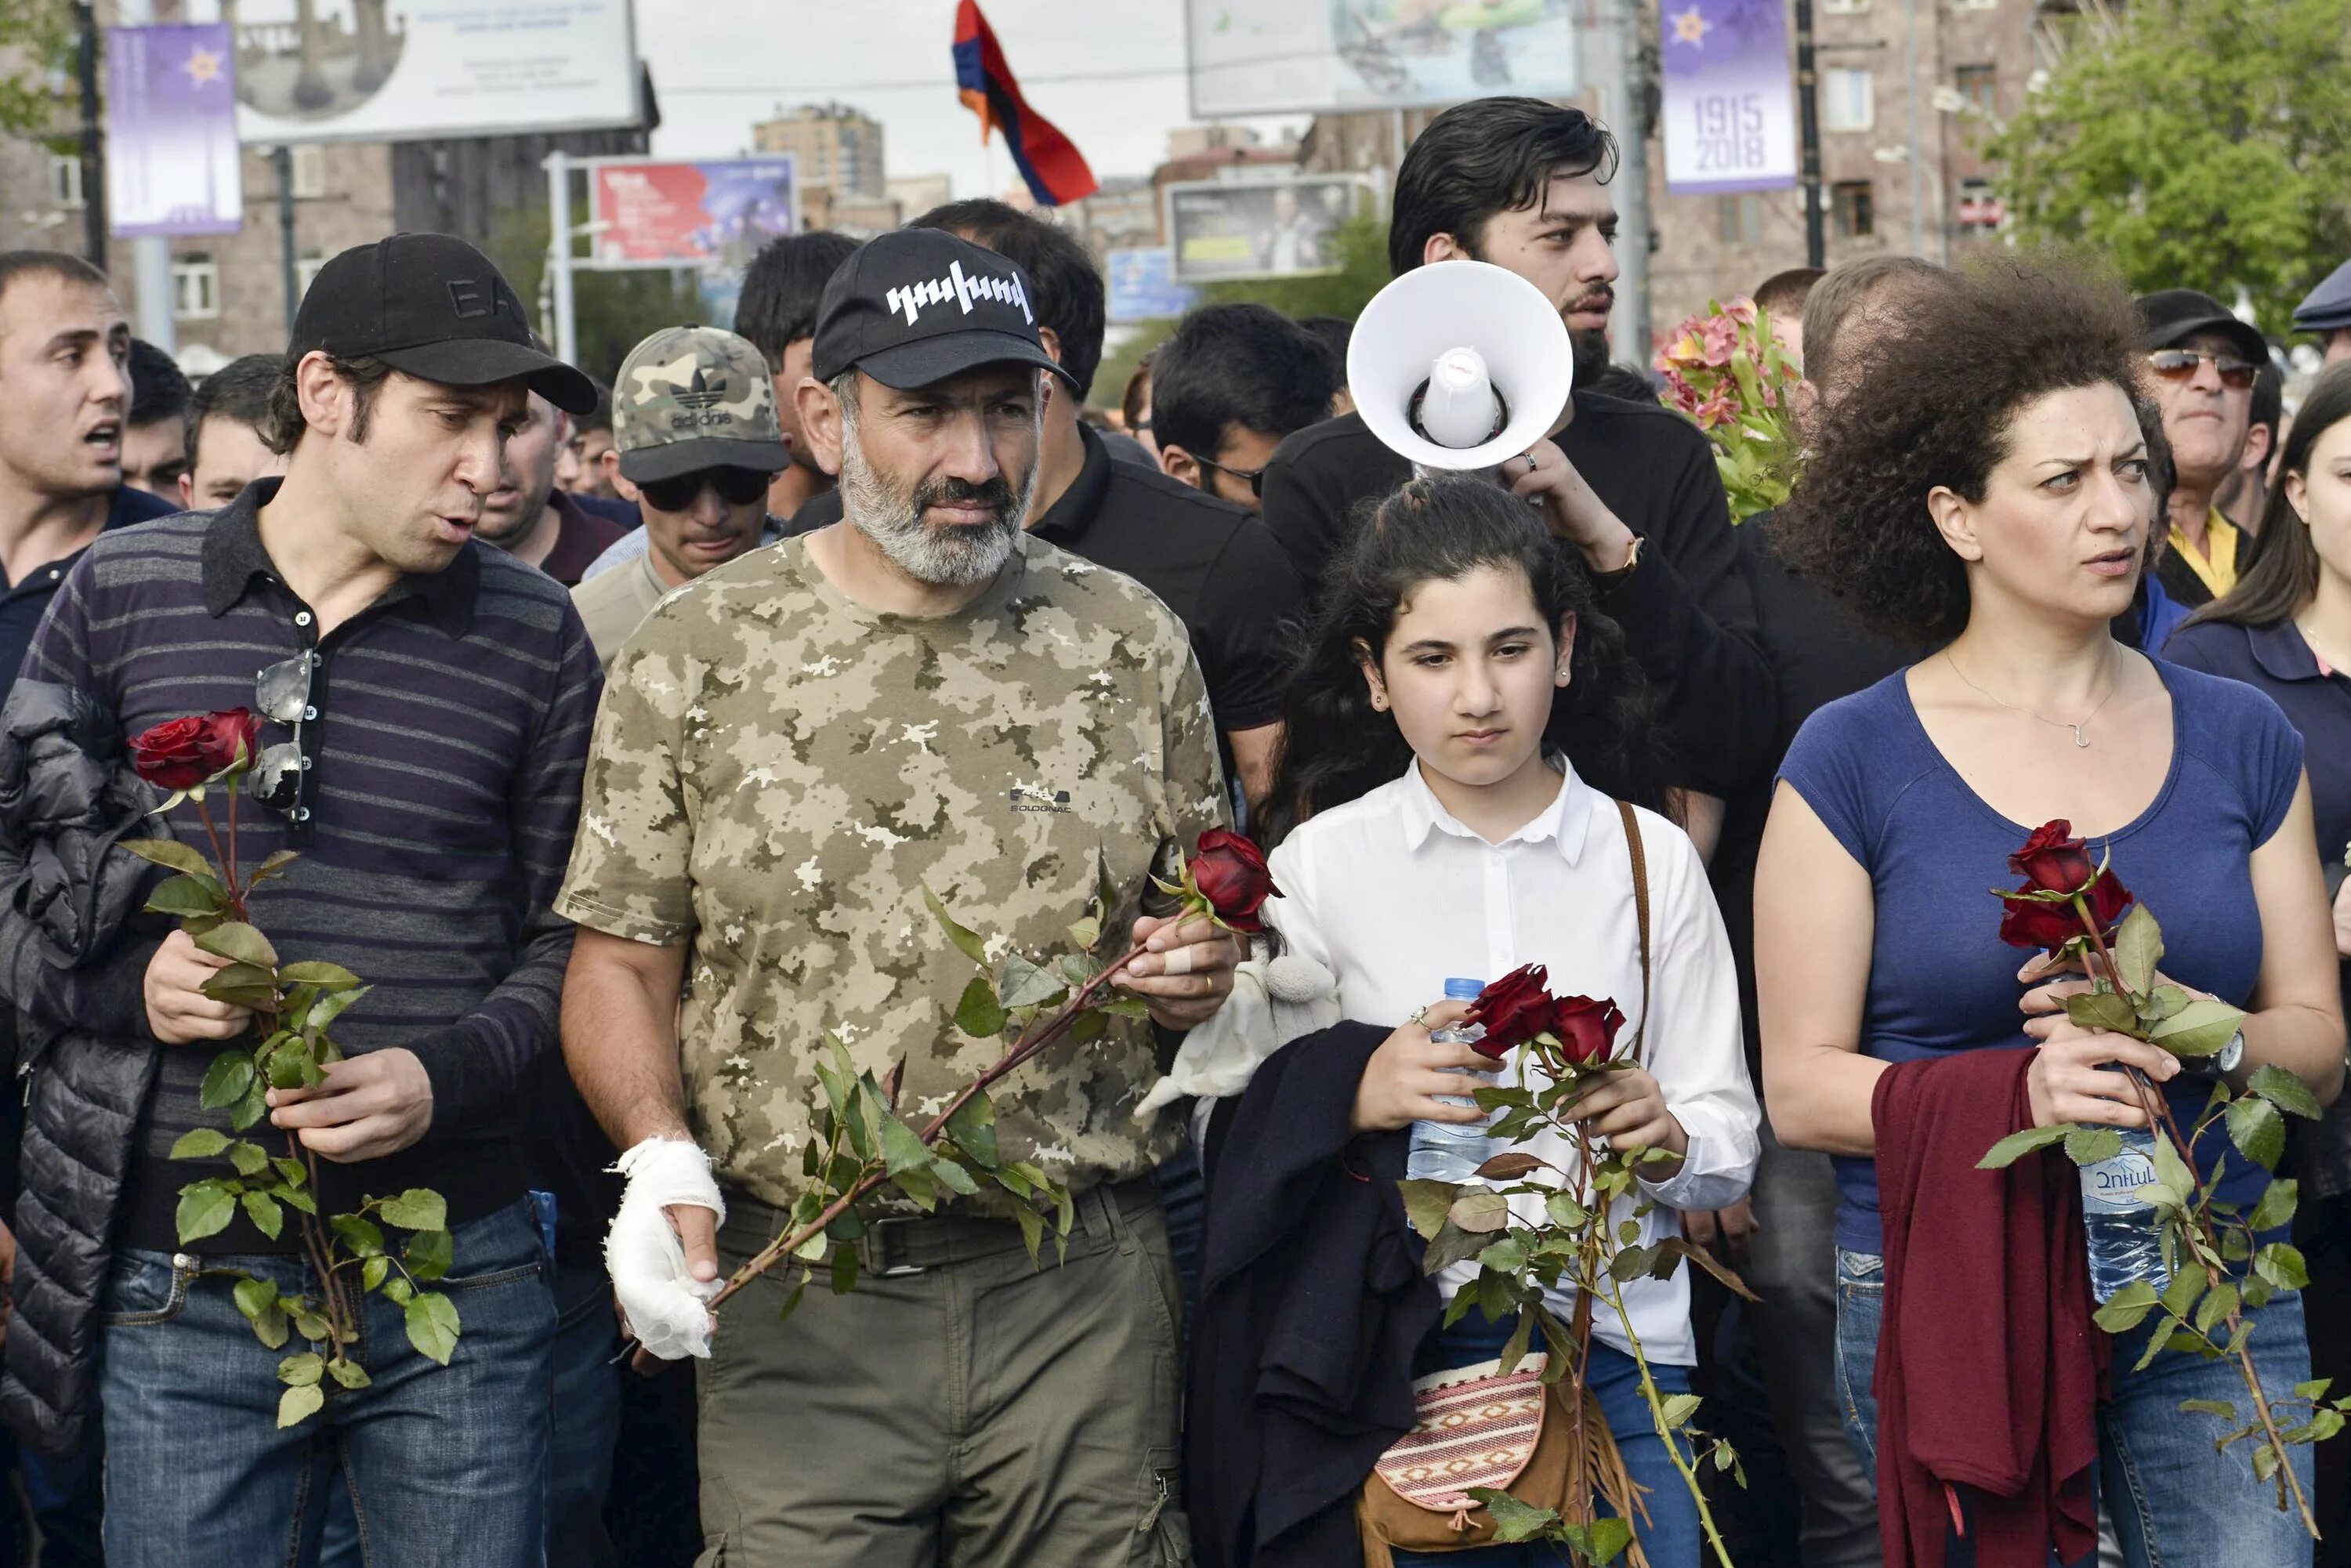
[2064,989,2141,1037]
[277,1383,325,1429]
[232,1276,279,1321]
[1067,916,1101,953]
[147,871,229,918]
[1660,1392,1704,1429]
[306,985,371,1033]
[121,838,213,878]
[996,952,1066,1011]
[2111,904,2163,999]
[2138,985,2190,1027]
[2250,1178,2299,1233]
[2227,1095,2285,1172]
[2248,1063,2324,1121]
[252,1301,290,1350]
[199,962,277,1004]
[271,1183,316,1216]
[2063,1126,2124,1166]
[951,976,1006,1041]
[199,1051,258,1112]
[1447,1190,1512,1235]
[327,1357,371,1391]
[1464,1490,1560,1544]
[361,1255,389,1293]
[176,1179,237,1243]
[2149,998,2245,1059]
[381,1275,414,1307]
[403,1227,453,1283]
[228,1081,269,1133]
[227,1140,270,1178]
[893,1162,939,1211]
[248,849,300,886]
[170,1127,232,1162]
[277,1351,324,1387]
[1397,1179,1460,1242]
[1979,1124,2074,1170]
[945,1094,998,1170]
[241,1191,283,1241]
[2180,1397,2239,1421]
[1419,1219,1491,1275]
[277,961,361,991]
[929,1156,981,1197]
[2255,1242,2310,1293]
[375,1189,447,1233]
[2092,1278,2159,1333]
[920,883,989,965]
[194,921,279,971]
[403,1291,461,1366]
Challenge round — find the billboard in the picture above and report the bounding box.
[180,0,639,144]
[586,158,799,270]
[1185,0,1581,118]
[1660,0,1798,195]
[107,24,243,237]
[1106,248,1198,323]
[1166,176,1367,285]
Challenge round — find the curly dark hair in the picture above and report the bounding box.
[1773,255,2163,645]
[1262,474,1661,846]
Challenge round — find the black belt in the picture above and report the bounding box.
[728,1178,1159,1278]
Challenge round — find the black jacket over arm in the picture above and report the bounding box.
[1189,1023,1441,1568]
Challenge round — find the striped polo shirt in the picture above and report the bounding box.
[23,480,602,1251]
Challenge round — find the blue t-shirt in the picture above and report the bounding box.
[1778,661,2306,1253]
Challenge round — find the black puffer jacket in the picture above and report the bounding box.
[0,682,168,1457]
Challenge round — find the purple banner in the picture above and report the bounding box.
[1661,0,1799,197]
[107,24,243,238]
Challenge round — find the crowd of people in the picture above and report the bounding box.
[0,89,2343,1568]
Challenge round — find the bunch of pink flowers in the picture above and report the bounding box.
[1653,296,1802,522]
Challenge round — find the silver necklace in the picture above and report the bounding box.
[1943,648,2118,749]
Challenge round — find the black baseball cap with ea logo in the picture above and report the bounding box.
[810,228,1079,392]
[289,233,598,415]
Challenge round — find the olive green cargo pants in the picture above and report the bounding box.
[694,1178,1193,1568]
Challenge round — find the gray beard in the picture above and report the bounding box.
[839,436,1028,588]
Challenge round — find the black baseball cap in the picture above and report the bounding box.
[809,228,1078,393]
[290,234,597,415]
[2135,288,2269,367]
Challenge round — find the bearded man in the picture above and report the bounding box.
[553,228,1241,1568]
[1254,95,1775,805]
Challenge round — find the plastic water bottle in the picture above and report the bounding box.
[1407,979,1497,1182]
[2081,1126,2172,1302]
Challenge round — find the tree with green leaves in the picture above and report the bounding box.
[0,0,73,144]
[1989,0,2351,336]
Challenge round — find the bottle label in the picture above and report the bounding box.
[2079,1148,2160,1215]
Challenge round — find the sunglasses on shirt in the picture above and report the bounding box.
[636,467,773,513]
[2146,349,2259,391]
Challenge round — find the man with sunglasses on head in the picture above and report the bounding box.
[2137,288,2273,612]
[571,324,789,668]
[3,233,603,1568]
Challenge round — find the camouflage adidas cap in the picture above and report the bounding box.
[610,324,792,483]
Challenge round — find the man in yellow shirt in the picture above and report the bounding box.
[2136,288,2271,609]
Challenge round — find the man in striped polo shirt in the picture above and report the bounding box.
[5,234,602,1568]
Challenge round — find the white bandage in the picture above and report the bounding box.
[606,1137,726,1361]
[1161,943,1195,978]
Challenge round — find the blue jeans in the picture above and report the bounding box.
[1835,1247,2316,1567]
[98,1197,556,1568]
[1394,1312,1702,1568]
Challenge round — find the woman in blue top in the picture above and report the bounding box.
[1752,257,2345,1566]
[2167,361,2351,1557]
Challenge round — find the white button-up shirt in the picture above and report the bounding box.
[1259,759,1759,1367]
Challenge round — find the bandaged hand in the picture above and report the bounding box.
[606,1137,726,1360]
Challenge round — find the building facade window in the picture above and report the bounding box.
[1823,68,1875,133]
[288,144,326,199]
[1957,178,2005,229]
[173,255,221,320]
[1954,64,1998,116]
[1820,0,1871,11]
[47,153,84,210]
[1717,194,1763,247]
[1831,181,1875,238]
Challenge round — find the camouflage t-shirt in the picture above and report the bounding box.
[555,531,1230,1208]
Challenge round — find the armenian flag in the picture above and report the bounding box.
[953,1,1098,207]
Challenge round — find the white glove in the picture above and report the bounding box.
[606,1137,726,1360]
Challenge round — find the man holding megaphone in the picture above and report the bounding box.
[1260,96,1775,809]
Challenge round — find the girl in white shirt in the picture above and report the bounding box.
[1251,475,1759,1566]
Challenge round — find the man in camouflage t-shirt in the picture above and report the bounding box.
[557,229,1238,1567]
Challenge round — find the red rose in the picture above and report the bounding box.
[1469,964,1555,1058]
[1551,994,1627,1066]
[129,709,259,791]
[1190,828,1281,934]
[2009,820,2099,896]
[1995,869,2134,954]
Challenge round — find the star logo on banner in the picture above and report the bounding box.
[1670,4,1712,46]
[183,47,223,88]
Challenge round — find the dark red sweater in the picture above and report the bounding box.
[1872,1048,2103,1568]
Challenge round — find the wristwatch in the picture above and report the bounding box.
[2206,1030,2247,1077]
[1593,531,1645,584]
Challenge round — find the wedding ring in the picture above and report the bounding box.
[1162,944,1194,978]
[1525,452,1539,473]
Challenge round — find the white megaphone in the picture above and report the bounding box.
[1349,260,1575,472]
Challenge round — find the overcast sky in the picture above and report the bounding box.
[635,0,1297,197]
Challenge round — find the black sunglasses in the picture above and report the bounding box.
[1193,454,1267,499]
[248,652,318,821]
[637,467,773,513]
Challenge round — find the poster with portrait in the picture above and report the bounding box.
[1165,176,1367,284]
[1186,0,1581,118]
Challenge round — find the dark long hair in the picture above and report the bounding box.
[1262,475,1661,846]
[2185,361,2351,632]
